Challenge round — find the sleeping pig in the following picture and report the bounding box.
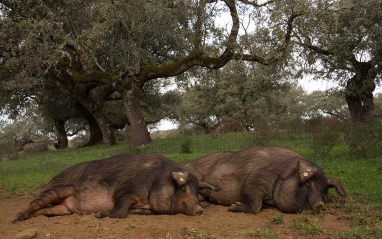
[13,153,220,223]
[186,146,346,213]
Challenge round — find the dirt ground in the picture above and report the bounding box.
[0,196,352,239]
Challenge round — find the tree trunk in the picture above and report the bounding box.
[76,103,103,146]
[48,68,116,146]
[77,101,117,147]
[54,119,69,149]
[345,64,375,123]
[123,89,152,146]
[92,110,117,147]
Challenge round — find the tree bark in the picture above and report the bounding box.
[77,100,116,147]
[345,63,375,123]
[76,103,103,146]
[48,68,116,146]
[123,89,152,146]
[92,110,116,147]
[54,119,69,149]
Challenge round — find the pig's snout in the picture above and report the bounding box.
[312,201,326,212]
[192,205,204,216]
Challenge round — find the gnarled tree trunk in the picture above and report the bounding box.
[345,63,375,123]
[92,110,117,147]
[123,89,152,146]
[76,103,103,146]
[78,100,116,147]
[48,68,116,146]
[54,119,68,149]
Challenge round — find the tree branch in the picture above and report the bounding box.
[68,70,127,92]
[194,0,207,54]
[234,11,303,64]
[135,0,239,84]
[131,1,300,85]
[64,41,93,73]
[81,44,106,72]
[307,44,334,56]
[238,0,275,8]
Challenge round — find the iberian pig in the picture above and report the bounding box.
[13,154,219,223]
[186,146,346,214]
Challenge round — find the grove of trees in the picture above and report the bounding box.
[0,0,381,154]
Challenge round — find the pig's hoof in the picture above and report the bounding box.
[229,202,245,212]
[95,212,109,219]
[12,212,28,223]
[11,217,20,223]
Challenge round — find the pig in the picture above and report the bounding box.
[13,153,220,223]
[186,146,346,214]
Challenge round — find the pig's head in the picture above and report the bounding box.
[168,171,219,216]
[275,160,346,213]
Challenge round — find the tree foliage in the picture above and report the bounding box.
[294,0,382,122]
[303,90,349,121]
[176,61,306,133]
[0,104,53,160]
[0,0,301,146]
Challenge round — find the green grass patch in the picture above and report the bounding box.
[338,226,382,239]
[242,228,278,239]
[0,131,381,210]
[291,216,324,235]
[181,228,213,239]
[336,202,382,238]
[270,214,284,225]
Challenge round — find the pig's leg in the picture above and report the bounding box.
[229,193,263,214]
[12,186,74,223]
[95,194,137,219]
[229,202,249,212]
[29,204,72,218]
[197,194,210,207]
[128,202,153,215]
[197,193,206,202]
[128,209,153,215]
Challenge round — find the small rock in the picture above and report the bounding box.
[15,228,37,239]
[46,232,51,237]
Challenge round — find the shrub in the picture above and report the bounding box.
[310,127,341,154]
[253,130,271,146]
[0,143,19,161]
[22,138,51,154]
[180,137,192,154]
[216,111,248,134]
[343,120,382,158]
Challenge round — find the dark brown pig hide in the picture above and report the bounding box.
[186,147,346,214]
[13,154,219,223]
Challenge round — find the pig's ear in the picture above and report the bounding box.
[199,181,221,192]
[327,178,346,197]
[297,160,318,183]
[171,171,189,187]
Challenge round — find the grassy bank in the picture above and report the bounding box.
[0,132,381,209]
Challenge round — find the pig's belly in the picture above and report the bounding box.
[64,187,114,214]
[210,191,243,206]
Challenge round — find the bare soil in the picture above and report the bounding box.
[0,196,352,239]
